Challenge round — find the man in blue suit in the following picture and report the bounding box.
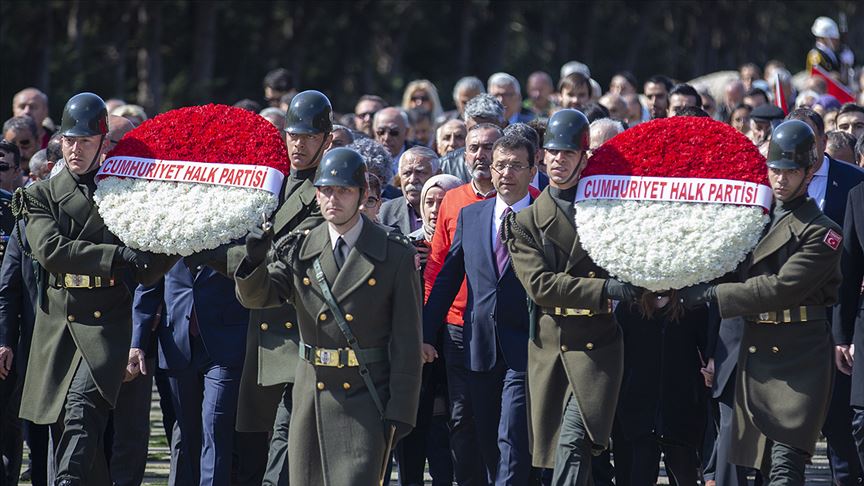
[424,134,537,485]
[783,108,864,486]
[131,259,249,486]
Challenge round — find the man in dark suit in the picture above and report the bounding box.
[0,220,49,486]
[379,146,439,236]
[835,182,864,466]
[786,108,864,486]
[132,260,250,486]
[424,134,538,485]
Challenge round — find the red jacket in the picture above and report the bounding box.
[424,182,539,326]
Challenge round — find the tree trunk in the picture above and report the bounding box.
[191,2,217,104]
[136,1,163,115]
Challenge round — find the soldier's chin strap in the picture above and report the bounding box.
[309,132,330,170]
[81,135,107,175]
[558,151,586,188]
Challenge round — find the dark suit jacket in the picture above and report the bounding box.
[0,221,37,373]
[834,182,864,406]
[823,155,864,227]
[379,196,419,236]
[133,259,249,370]
[424,198,531,372]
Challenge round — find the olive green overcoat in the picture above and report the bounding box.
[505,189,623,469]
[235,216,422,486]
[19,168,176,424]
[716,198,842,468]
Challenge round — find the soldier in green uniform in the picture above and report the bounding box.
[190,90,331,485]
[503,109,640,485]
[680,120,842,485]
[235,147,423,486]
[14,92,175,485]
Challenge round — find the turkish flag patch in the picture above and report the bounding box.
[823,229,842,250]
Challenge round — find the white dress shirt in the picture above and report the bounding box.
[807,155,830,211]
[492,193,531,251]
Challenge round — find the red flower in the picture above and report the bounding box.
[108,104,291,174]
[584,117,768,185]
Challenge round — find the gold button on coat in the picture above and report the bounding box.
[319,313,327,321]
[587,271,596,278]
[303,277,311,286]
[368,278,377,286]
[284,322,293,329]
[93,311,102,318]
[345,314,354,322]
[748,346,757,353]
[585,342,594,350]
[260,323,269,331]
[560,345,568,352]
[342,382,351,390]
[67,315,75,322]
[771,346,780,353]
[317,382,325,390]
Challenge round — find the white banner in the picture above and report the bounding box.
[97,156,285,195]
[576,175,772,210]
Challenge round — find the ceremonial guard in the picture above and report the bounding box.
[681,120,842,485]
[190,90,331,485]
[235,147,423,486]
[503,109,638,484]
[13,92,175,485]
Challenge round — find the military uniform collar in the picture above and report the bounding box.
[533,188,588,272]
[751,198,823,265]
[299,214,387,263]
[327,216,364,251]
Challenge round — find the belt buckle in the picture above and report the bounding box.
[64,274,91,288]
[346,349,358,367]
[757,312,778,324]
[316,348,337,367]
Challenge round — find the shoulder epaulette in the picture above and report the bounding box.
[388,232,413,248]
[274,228,308,261]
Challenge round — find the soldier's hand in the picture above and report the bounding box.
[677,283,717,309]
[0,346,13,380]
[421,343,438,363]
[117,247,153,271]
[835,345,853,376]
[245,225,274,266]
[603,278,642,303]
[125,347,148,382]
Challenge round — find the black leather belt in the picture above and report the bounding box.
[50,273,115,289]
[298,341,388,368]
[746,306,828,324]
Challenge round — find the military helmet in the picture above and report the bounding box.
[314,148,367,188]
[60,92,109,137]
[285,90,333,135]
[766,120,816,170]
[544,109,589,151]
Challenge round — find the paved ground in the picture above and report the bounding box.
[15,385,839,485]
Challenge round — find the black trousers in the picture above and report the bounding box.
[262,383,293,486]
[552,394,593,486]
[613,435,701,486]
[54,361,112,483]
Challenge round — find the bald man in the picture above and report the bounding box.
[12,88,51,148]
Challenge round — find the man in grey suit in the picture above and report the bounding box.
[379,146,439,236]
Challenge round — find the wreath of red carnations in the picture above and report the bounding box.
[584,116,767,185]
[94,104,290,256]
[574,116,771,293]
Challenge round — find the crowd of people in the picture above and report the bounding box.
[1,13,864,486]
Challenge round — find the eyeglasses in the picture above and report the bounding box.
[355,111,376,119]
[411,95,430,103]
[364,196,381,207]
[491,163,530,173]
[14,139,32,148]
[375,128,401,137]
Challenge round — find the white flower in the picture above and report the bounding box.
[574,200,768,291]
[94,178,278,256]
